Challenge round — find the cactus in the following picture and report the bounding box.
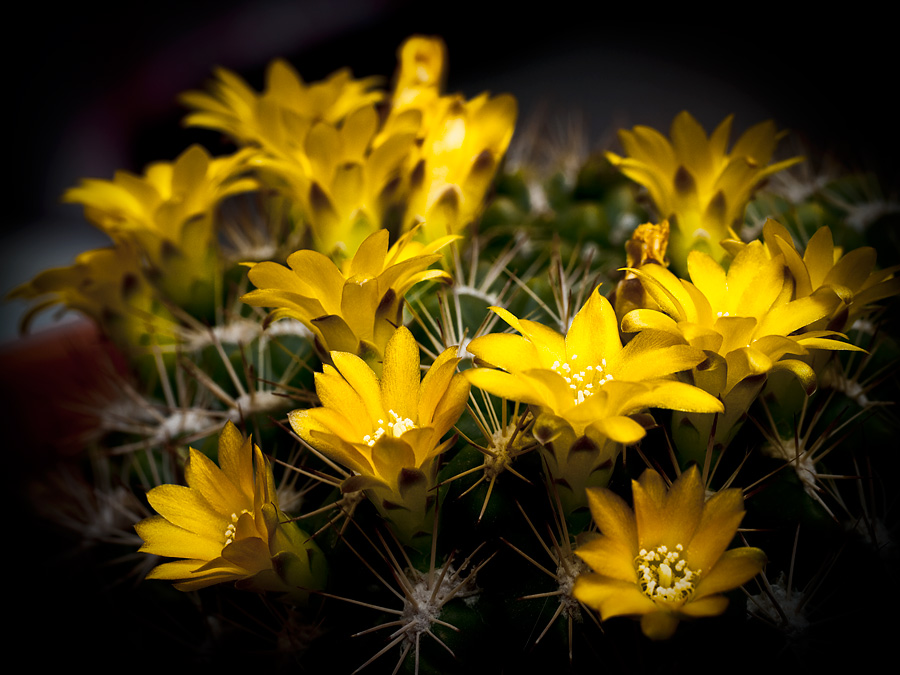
[11,34,899,673]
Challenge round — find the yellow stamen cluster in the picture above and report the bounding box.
[224,509,251,546]
[363,409,418,447]
[551,355,614,406]
[635,543,699,603]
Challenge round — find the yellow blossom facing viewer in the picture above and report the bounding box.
[465,286,723,510]
[135,422,327,601]
[288,326,469,544]
[574,466,766,640]
[241,228,455,369]
[607,112,802,271]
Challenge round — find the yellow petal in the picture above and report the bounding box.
[184,448,246,514]
[380,326,421,423]
[350,229,389,279]
[680,595,729,617]
[693,547,767,600]
[659,466,704,547]
[685,487,745,573]
[466,332,538,371]
[575,536,636,581]
[589,416,647,445]
[136,515,224,561]
[566,287,621,364]
[633,470,669,548]
[217,421,253,500]
[573,574,656,620]
[146,484,224,540]
[464,368,549,408]
[584,487,638,551]
[640,611,681,640]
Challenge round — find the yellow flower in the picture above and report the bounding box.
[8,243,176,350]
[288,326,469,544]
[574,466,767,640]
[401,88,518,244]
[181,36,515,256]
[622,239,861,455]
[623,240,860,396]
[250,103,419,258]
[180,58,383,148]
[64,145,258,313]
[723,219,900,330]
[135,422,326,601]
[241,228,454,368]
[465,287,723,508]
[607,112,802,270]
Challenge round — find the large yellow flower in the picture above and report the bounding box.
[722,219,900,330]
[622,239,860,455]
[607,112,801,270]
[135,422,326,601]
[465,287,723,508]
[288,326,469,544]
[574,466,766,640]
[241,228,454,368]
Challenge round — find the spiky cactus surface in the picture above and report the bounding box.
[9,34,899,674]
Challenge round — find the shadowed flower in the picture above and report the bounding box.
[465,286,723,509]
[607,112,802,270]
[574,466,766,639]
[241,228,454,369]
[288,326,469,544]
[8,243,176,351]
[135,421,326,601]
[63,144,258,314]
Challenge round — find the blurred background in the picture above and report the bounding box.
[4,1,897,343]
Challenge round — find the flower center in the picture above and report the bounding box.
[363,409,418,446]
[551,354,614,405]
[224,509,251,546]
[635,543,700,603]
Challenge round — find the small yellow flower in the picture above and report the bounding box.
[241,228,454,368]
[465,287,723,508]
[723,219,900,330]
[607,112,802,269]
[181,58,384,148]
[288,326,469,543]
[8,243,176,349]
[64,145,258,313]
[574,466,766,640]
[135,422,326,600]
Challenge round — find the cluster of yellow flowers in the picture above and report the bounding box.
[16,34,899,658]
